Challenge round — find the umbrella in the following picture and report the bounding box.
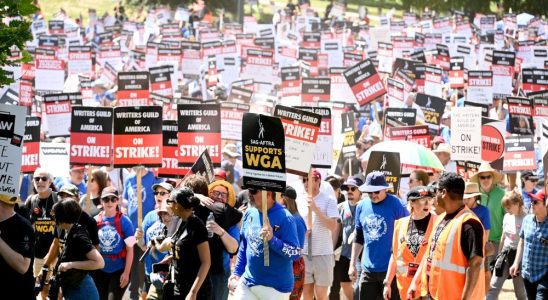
[362,140,445,174]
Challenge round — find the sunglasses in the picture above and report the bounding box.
[166,199,175,204]
[153,191,169,196]
[249,189,259,195]
[211,190,228,199]
[527,178,539,183]
[479,175,492,180]
[34,176,49,182]
[101,197,118,203]
[368,191,381,195]
[348,186,359,192]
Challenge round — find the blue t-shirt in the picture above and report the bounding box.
[122,171,163,228]
[520,188,538,211]
[222,225,241,271]
[234,202,300,293]
[471,204,491,230]
[293,213,306,250]
[55,177,87,196]
[95,213,135,273]
[354,194,409,272]
[142,210,168,275]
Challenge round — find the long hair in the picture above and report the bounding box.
[92,169,109,196]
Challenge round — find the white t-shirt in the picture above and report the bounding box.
[296,190,339,256]
[502,212,526,250]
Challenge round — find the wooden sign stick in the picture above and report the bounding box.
[137,167,143,228]
[307,168,313,259]
[86,165,92,213]
[262,190,270,266]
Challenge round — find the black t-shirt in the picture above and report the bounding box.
[25,193,57,258]
[172,215,210,297]
[428,206,484,262]
[406,213,432,257]
[194,203,242,274]
[0,213,35,300]
[55,211,99,253]
[58,224,94,289]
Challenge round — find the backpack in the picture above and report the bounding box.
[27,192,59,222]
[96,211,127,260]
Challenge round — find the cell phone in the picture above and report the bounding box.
[152,263,169,273]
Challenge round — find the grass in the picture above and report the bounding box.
[40,0,118,24]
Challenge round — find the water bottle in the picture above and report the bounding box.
[207,212,215,238]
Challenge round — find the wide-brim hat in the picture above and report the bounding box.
[359,171,391,193]
[470,162,503,184]
[208,180,235,207]
[433,143,451,154]
[463,182,482,199]
[0,193,17,205]
[222,144,241,158]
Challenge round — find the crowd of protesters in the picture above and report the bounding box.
[1,0,547,299]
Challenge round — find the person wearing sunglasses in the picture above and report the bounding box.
[349,171,409,300]
[519,171,539,211]
[332,176,363,300]
[135,182,174,300]
[509,192,548,300]
[471,163,506,280]
[93,186,135,300]
[23,167,60,298]
[383,186,436,300]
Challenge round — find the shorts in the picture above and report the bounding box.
[335,256,352,283]
[304,254,335,286]
[33,257,55,279]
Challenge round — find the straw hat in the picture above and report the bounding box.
[0,193,17,205]
[463,182,482,199]
[433,143,451,154]
[470,162,503,184]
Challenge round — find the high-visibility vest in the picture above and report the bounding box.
[424,207,486,300]
[392,214,436,299]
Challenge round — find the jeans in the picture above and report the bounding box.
[523,273,548,300]
[210,268,230,300]
[486,257,527,300]
[359,270,399,300]
[93,269,128,300]
[63,274,99,300]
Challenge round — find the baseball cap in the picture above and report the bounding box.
[58,184,80,198]
[214,168,227,181]
[341,177,364,191]
[311,169,321,180]
[407,186,435,201]
[152,182,174,193]
[521,171,538,180]
[101,186,119,199]
[282,186,297,200]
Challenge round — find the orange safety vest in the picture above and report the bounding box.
[392,214,436,300]
[422,207,485,300]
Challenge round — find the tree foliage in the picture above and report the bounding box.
[0,0,37,87]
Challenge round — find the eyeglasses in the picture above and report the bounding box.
[34,176,49,182]
[368,191,381,195]
[411,198,431,204]
[348,187,359,192]
[211,190,228,199]
[153,191,169,196]
[302,178,318,184]
[166,199,175,204]
[479,175,492,180]
[101,197,118,203]
[527,178,539,183]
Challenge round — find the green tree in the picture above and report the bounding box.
[0,0,38,87]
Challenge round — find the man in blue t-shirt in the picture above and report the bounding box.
[229,189,301,299]
[349,171,409,300]
[55,165,87,196]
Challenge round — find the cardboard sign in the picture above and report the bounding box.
[521,68,548,94]
[451,107,482,162]
[221,102,250,141]
[242,113,286,192]
[44,93,74,137]
[177,104,221,167]
[504,135,536,171]
[70,107,113,166]
[464,101,489,117]
[481,118,505,169]
[149,66,173,98]
[456,160,481,180]
[366,151,401,194]
[344,59,387,106]
[329,67,357,104]
[387,125,431,148]
[467,71,494,105]
[113,106,163,167]
[449,56,465,88]
[68,46,93,76]
[301,78,331,106]
[21,117,40,174]
[491,50,515,99]
[507,97,534,136]
[384,108,417,138]
[415,93,446,135]
[296,106,333,169]
[40,142,70,178]
[35,58,65,92]
[117,71,151,107]
[0,89,19,105]
[533,98,548,139]
[0,105,25,198]
[158,120,187,178]
[281,66,301,98]
[386,78,405,107]
[424,66,443,98]
[190,149,215,184]
[274,105,321,176]
[228,86,253,104]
